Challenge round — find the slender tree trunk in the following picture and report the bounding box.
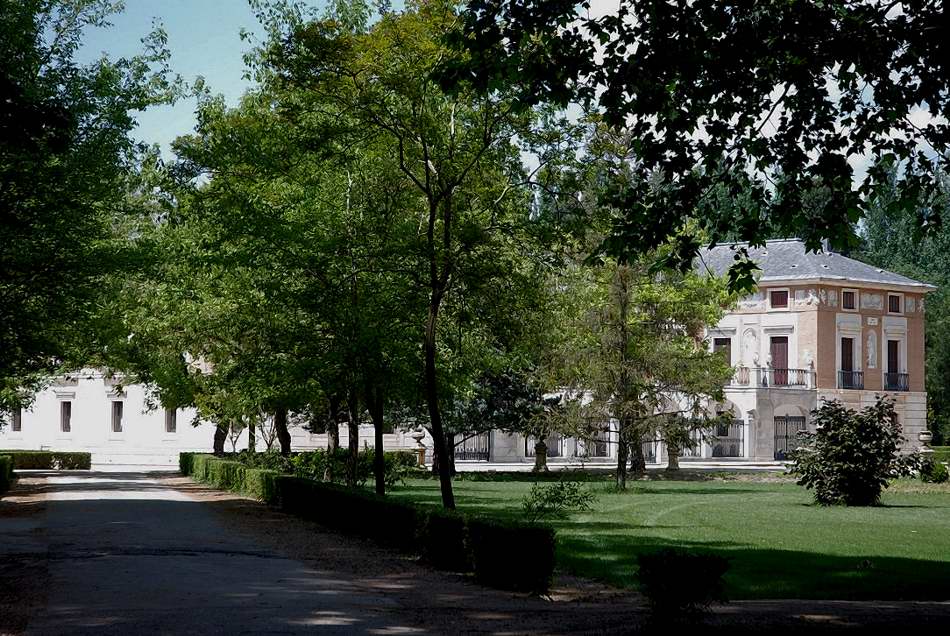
[616,431,629,490]
[367,385,386,496]
[614,266,632,490]
[325,394,341,482]
[213,423,227,455]
[425,300,456,509]
[247,419,256,453]
[533,440,549,472]
[274,407,291,455]
[346,389,360,487]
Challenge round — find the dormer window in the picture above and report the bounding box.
[888,293,903,314]
[769,289,789,309]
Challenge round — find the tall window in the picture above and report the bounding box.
[887,340,900,374]
[165,408,177,433]
[840,337,854,373]
[842,290,856,310]
[713,337,732,363]
[770,336,789,385]
[12,408,22,432]
[888,294,902,314]
[60,401,72,433]
[111,401,124,433]
[769,290,788,309]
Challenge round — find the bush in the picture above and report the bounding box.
[288,449,421,488]
[920,457,950,484]
[522,480,596,521]
[0,450,91,470]
[468,517,556,593]
[244,468,282,504]
[0,455,13,494]
[789,397,919,506]
[277,476,420,549]
[637,549,729,617]
[418,508,472,571]
[179,454,281,504]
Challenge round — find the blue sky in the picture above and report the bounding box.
[77,1,327,156]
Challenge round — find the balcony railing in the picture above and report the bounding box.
[884,372,910,392]
[838,370,864,390]
[728,366,814,389]
[761,368,810,387]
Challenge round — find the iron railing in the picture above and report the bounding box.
[838,370,864,390]
[884,372,910,392]
[453,432,491,461]
[711,420,744,458]
[774,415,808,460]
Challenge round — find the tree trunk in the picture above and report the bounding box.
[533,440,549,472]
[630,436,647,476]
[247,419,256,453]
[616,435,629,490]
[367,386,386,496]
[274,406,291,455]
[325,394,341,482]
[666,441,680,472]
[424,300,456,509]
[346,389,360,488]
[213,423,227,455]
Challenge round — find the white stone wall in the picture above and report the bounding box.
[0,372,426,469]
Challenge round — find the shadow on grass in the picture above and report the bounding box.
[557,533,950,601]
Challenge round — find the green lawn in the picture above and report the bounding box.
[389,474,950,600]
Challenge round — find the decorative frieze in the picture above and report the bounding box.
[819,289,838,307]
[861,292,883,310]
[739,292,766,311]
[905,297,916,314]
[794,289,819,307]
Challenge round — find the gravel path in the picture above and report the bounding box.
[2,471,949,635]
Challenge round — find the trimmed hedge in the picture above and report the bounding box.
[468,517,556,593]
[277,476,421,549]
[180,454,281,505]
[418,508,472,572]
[0,450,91,470]
[179,453,558,593]
[1,455,13,494]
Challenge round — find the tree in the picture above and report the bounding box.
[562,253,734,488]
[0,0,176,422]
[791,397,919,506]
[444,1,950,291]
[263,0,552,508]
[856,170,950,444]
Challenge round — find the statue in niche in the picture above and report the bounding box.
[743,329,759,366]
[867,331,878,369]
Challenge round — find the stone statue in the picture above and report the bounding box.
[867,331,878,369]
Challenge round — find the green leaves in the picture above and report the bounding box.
[447,1,950,293]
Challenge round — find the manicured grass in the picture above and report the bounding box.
[389,474,950,600]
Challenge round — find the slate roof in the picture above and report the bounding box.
[698,239,936,291]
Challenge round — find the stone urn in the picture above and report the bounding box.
[919,430,935,458]
[411,429,427,466]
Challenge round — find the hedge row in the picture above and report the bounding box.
[0,450,91,470]
[180,453,280,504]
[0,455,13,494]
[180,453,556,593]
